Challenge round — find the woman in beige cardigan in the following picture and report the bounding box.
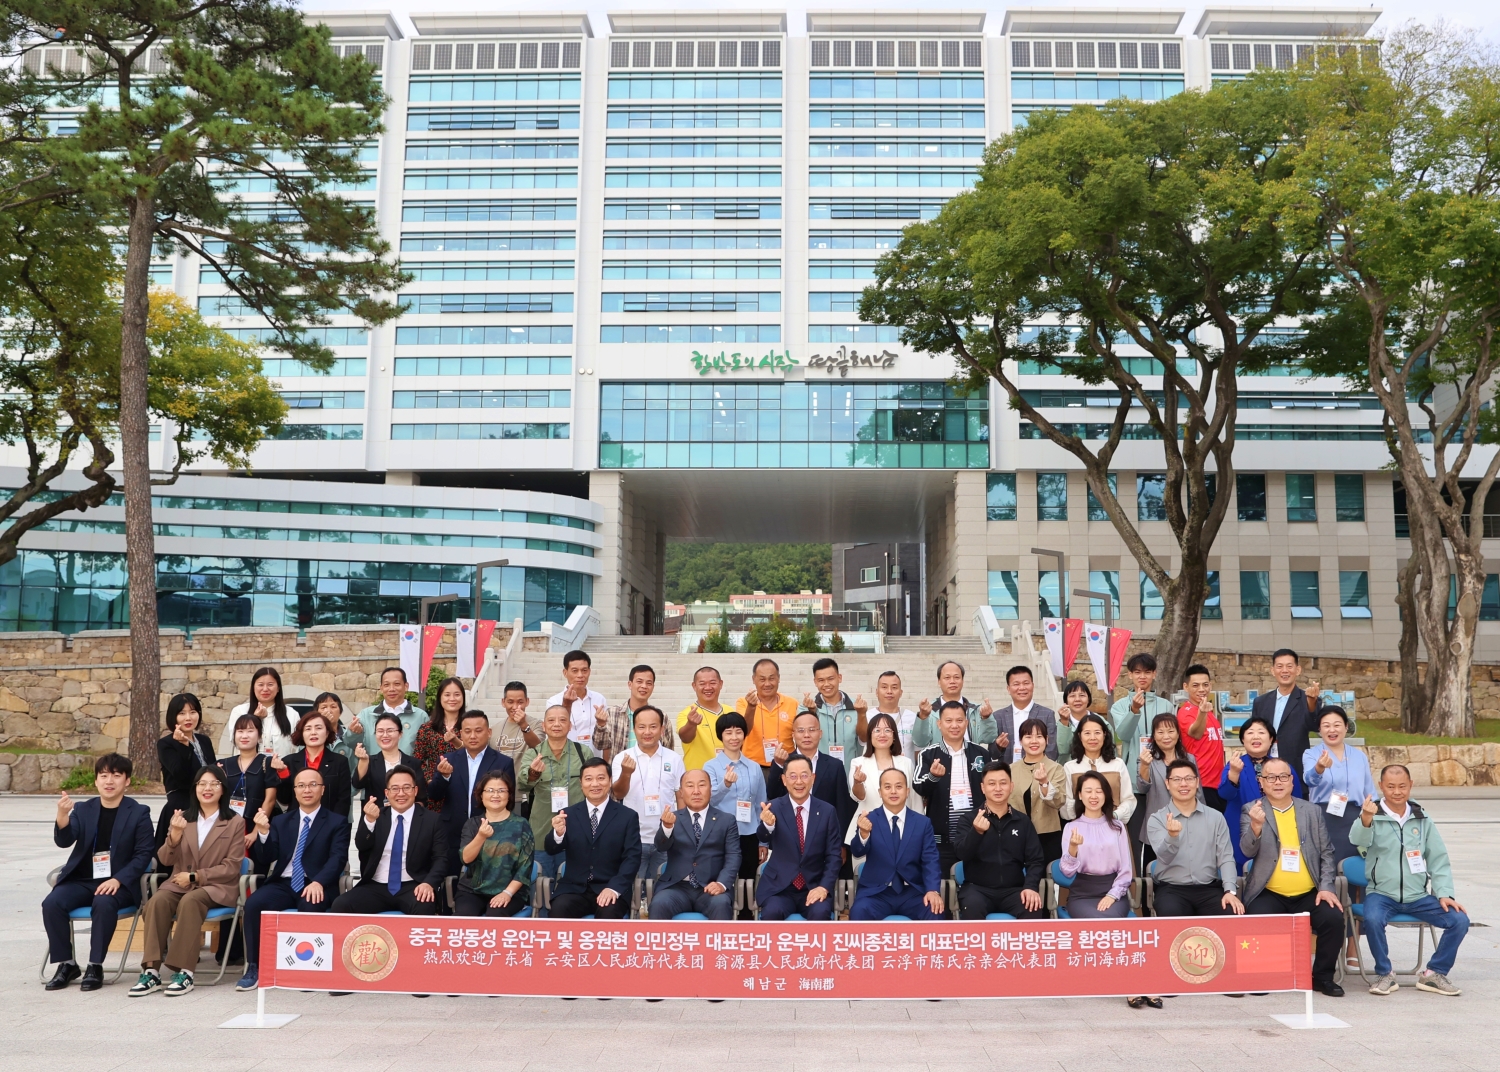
[1007,717,1066,863]
[131,766,245,998]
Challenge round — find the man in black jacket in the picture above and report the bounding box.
[951,761,1046,919]
[331,767,446,914]
[1251,648,1320,793]
[545,757,640,918]
[914,701,992,877]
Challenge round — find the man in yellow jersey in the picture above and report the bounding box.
[735,658,796,771]
[677,666,727,770]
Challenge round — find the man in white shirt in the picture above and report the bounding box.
[611,705,684,887]
[332,769,445,914]
[874,671,920,758]
[848,768,945,920]
[547,649,608,744]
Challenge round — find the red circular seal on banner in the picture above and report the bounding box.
[342,925,399,983]
[1168,926,1226,984]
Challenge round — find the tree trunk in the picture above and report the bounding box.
[1395,549,1429,734]
[1149,569,1208,700]
[121,191,162,780]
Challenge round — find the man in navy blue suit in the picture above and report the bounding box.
[755,754,841,921]
[43,754,155,992]
[236,767,352,991]
[545,757,640,918]
[648,770,740,920]
[848,768,945,921]
[427,710,515,874]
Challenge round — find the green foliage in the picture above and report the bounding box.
[743,617,795,654]
[59,764,99,792]
[793,613,822,653]
[703,609,736,653]
[665,543,832,604]
[828,632,846,654]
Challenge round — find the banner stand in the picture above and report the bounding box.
[1270,990,1348,1030]
[219,987,300,1030]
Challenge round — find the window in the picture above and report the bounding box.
[986,473,1017,521]
[1140,573,1163,620]
[1286,473,1317,522]
[1086,570,1119,619]
[1485,575,1500,621]
[1335,474,1366,521]
[1038,570,1068,618]
[1241,571,1271,620]
[1137,473,1166,521]
[1037,473,1068,521]
[1340,571,1371,618]
[1087,474,1117,521]
[1203,571,1222,620]
[858,566,881,584]
[1290,570,1322,617]
[1237,473,1267,521]
[988,570,1019,619]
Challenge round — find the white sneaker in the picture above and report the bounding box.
[1368,973,1399,995]
[1416,972,1461,996]
[127,970,161,997]
[163,971,194,997]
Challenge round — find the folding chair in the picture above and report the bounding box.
[949,862,1016,920]
[38,867,146,984]
[1340,856,1437,980]
[1050,859,1140,919]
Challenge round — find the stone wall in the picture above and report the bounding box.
[0,624,514,791]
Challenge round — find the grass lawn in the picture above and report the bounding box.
[1356,719,1500,746]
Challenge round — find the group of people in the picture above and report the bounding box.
[41,647,1470,1006]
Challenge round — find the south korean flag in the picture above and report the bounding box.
[279,932,334,971]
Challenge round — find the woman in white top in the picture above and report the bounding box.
[846,713,920,841]
[1061,713,1135,824]
[215,666,297,758]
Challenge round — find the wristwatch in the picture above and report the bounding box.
[189,872,197,886]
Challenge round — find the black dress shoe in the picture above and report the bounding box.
[45,963,81,991]
[1317,981,1346,998]
[79,965,104,992]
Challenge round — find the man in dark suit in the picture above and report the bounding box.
[914,701,993,877]
[991,666,1060,762]
[765,711,855,844]
[755,755,841,921]
[331,766,446,914]
[1252,648,1320,792]
[237,767,351,991]
[427,710,516,874]
[43,754,155,992]
[848,769,945,921]
[648,769,740,920]
[545,757,640,918]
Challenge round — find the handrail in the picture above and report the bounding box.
[470,617,523,697]
[1015,619,1065,710]
[972,604,1005,655]
[538,604,599,653]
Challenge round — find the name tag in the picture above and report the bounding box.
[261,742,274,756]
[1279,847,1302,873]
[736,800,753,824]
[763,742,778,765]
[830,745,845,764]
[1326,792,1348,817]
[569,728,592,743]
[229,795,246,817]
[551,787,569,813]
[1139,736,1152,756]
[92,851,111,880]
[1406,850,1427,874]
[950,782,973,811]
[644,794,662,817]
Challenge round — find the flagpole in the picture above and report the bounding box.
[1074,588,1114,694]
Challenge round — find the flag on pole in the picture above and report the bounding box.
[1042,618,1064,678]
[398,625,421,689]
[455,619,477,677]
[1107,627,1133,690]
[475,619,498,667]
[1062,619,1085,673]
[1084,623,1109,692]
[420,624,445,692]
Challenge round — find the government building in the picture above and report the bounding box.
[13,3,1475,662]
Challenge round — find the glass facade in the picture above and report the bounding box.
[0,551,592,634]
[597,381,988,469]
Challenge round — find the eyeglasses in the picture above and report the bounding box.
[1166,776,1198,785]
[1261,773,1293,783]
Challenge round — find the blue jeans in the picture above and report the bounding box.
[1362,892,1470,976]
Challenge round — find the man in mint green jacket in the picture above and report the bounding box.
[1350,763,1469,997]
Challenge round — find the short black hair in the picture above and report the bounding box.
[563,649,591,669]
[1183,663,1210,682]
[164,692,202,731]
[580,756,611,775]
[981,760,1012,780]
[878,670,900,683]
[460,710,491,727]
[381,666,407,683]
[938,699,968,717]
[503,680,528,696]
[1018,717,1049,740]
[628,663,655,682]
[1237,716,1277,745]
[936,660,965,679]
[1126,652,1156,673]
[95,753,132,777]
[1165,757,1199,780]
[1380,763,1412,781]
[693,666,722,681]
[715,711,748,737]
[385,764,420,787]
[783,753,814,774]
[812,657,839,675]
[793,709,820,727]
[1271,648,1300,664]
[632,704,664,727]
[473,768,516,813]
[1069,713,1117,763]
[374,712,403,733]
[1062,679,1092,704]
[1005,665,1033,684]
[752,657,780,676]
[1318,705,1352,731]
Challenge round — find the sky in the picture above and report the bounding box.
[297,0,1498,43]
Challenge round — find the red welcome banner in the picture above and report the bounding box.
[260,914,1310,1000]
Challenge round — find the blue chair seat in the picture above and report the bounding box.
[884,915,912,921]
[986,913,1016,920]
[785,914,806,921]
[69,905,138,921]
[204,906,237,922]
[378,911,404,916]
[673,912,709,921]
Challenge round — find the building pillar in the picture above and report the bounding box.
[589,471,626,636]
[952,470,990,637]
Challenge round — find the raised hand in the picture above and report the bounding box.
[529,754,547,777]
[478,818,494,840]
[1359,794,1378,827]
[979,697,993,719]
[759,801,775,827]
[687,707,703,726]
[1165,813,1183,838]
[853,765,867,786]
[355,743,369,760]
[743,691,758,710]
[1248,799,1266,836]
[995,732,1011,755]
[619,753,637,775]
[270,751,286,772]
[929,756,947,778]
[551,811,567,839]
[444,726,460,745]
[173,720,195,745]
[971,809,990,834]
[1306,680,1321,702]
[722,765,737,787]
[803,692,816,711]
[661,807,677,830]
[437,754,453,777]
[854,694,868,715]
[348,714,363,736]
[1131,688,1146,713]
[917,698,932,719]
[168,809,188,839]
[1068,828,1084,855]
[253,809,271,836]
[1315,750,1333,774]
[564,685,582,704]
[363,797,381,823]
[856,812,873,839]
[55,790,73,828]
[509,706,528,726]
[773,745,790,765]
[1227,751,1244,783]
[593,704,607,726]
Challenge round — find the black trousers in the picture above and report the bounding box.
[1037,830,1063,866]
[329,880,440,915]
[1154,882,1230,917]
[42,881,135,965]
[737,833,759,919]
[550,885,630,919]
[957,883,1047,921]
[1202,785,1227,814]
[1247,888,1344,986]
[453,887,530,917]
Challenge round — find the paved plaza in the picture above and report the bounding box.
[1,790,1496,1072]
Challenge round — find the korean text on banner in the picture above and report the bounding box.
[260,914,1311,1000]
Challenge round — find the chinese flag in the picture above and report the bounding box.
[1235,934,1292,974]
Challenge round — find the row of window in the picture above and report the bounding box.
[402,199,576,222]
[409,76,581,103]
[609,40,781,71]
[811,106,986,128]
[149,496,593,529]
[407,140,579,160]
[601,292,778,313]
[410,41,581,73]
[404,168,577,190]
[1010,76,1185,102]
[393,327,573,346]
[1011,40,1182,71]
[809,40,983,70]
[599,325,780,344]
[392,390,570,410]
[391,356,572,376]
[601,441,989,470]
[607,75,783,101]
[403,261,574,281]
[281,391,362,410]
[984,472,1368,523]
[160,525,593,557]
[988,569,1376,621]
[390,423,570,441]
[607,106,782,129]
[401,231,575,252]
[809,75,985,100]
[1209,42,1377,72]
[408,108,578,132]
[401,294,572,315]
[1017,422,1399,443]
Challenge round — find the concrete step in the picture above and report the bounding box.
[585,635,677,653]
[884,636,985,654]
[484,649,1023,717]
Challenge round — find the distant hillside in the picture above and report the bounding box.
[665,543,833,604]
